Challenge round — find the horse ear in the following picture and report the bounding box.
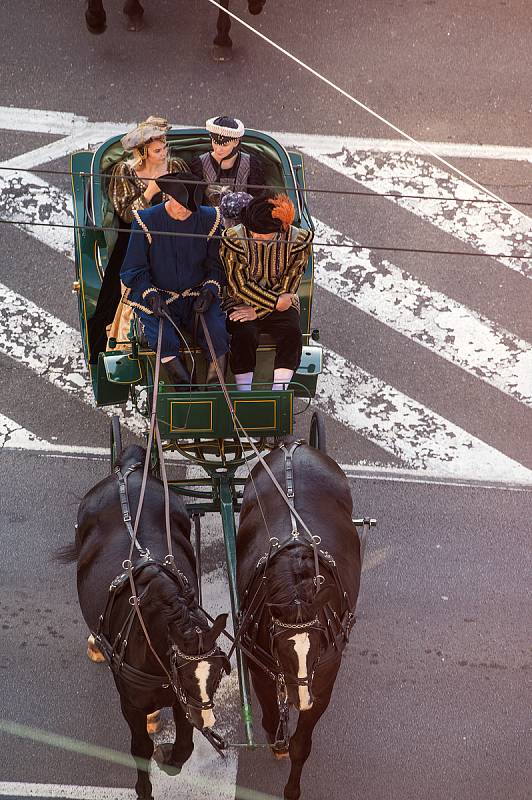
[207,613,228,644]
[311,586,335,612]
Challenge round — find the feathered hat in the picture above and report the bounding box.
[241,193,295,234]
[120,116,170,151]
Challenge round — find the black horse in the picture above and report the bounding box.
[58,444,230,800]
[236,439,362,800]
[85,0,267,57]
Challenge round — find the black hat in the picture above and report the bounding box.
[156,171,203,212]
[241,193,296,234]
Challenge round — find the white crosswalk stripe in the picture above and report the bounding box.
[314,220,532,407]
[0,109,531,486]
[302,145,532,277]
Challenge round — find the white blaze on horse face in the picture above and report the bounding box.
[195,661,216,728]
[289,633,313,711]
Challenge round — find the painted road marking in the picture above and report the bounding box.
[315,219,532,407]
[302,145,532,278]
[2,173,530,410]
[1,126,531,482]
[3,280,531,482]
[0,413,108,456]
[317,347,532,483]
[2,105,532,161]
[0,282,145,438]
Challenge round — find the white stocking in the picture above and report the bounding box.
[234,371,254,391]
[272,368,294,391]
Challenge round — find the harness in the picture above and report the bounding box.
[232,440,358,749]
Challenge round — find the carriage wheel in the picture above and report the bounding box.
[110,415,122,472]
[309,411,327,454]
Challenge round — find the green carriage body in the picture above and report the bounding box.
[71,127,322,443]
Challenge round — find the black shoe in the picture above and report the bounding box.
[205,354,228,385]
[164,357,191,387]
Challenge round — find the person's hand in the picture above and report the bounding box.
[146,292,167,318]
[193,287,214,314]
[229,304,258,322]
[275,293,293,312]
[143,179,160,201]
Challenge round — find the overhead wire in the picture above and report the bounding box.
[0,216,529,260]
[203,0,531,224]
[0,163,531,208]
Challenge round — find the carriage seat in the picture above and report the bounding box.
[97,133,291,257]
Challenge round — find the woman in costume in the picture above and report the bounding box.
[190,116,265,209]
[87,116,188,362]
[220,193,313,391]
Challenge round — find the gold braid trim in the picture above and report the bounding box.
[207,207,221,240]
[132,209,152,244]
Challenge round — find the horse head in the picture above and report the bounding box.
[265,546,335,711]
[167,607,230,730]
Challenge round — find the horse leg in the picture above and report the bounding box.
[123,0,144,31]
[213,0,233,61]
[283,681,336,800]
[85,0,107,34]
[249,671,283,753]
[153,702,194,775]
[248,0,267,14]
[120,698,155,800]
[146,710,162,734]
[86,634,105,663]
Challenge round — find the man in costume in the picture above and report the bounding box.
[190,116,265,207]
[120,171,229,384]
[219,193,313,391]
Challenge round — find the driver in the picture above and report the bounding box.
[120,172,229,385]
[190,116,265,208]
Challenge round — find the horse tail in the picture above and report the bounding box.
[54,543,79,563]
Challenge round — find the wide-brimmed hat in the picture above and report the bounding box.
[120,116,171,151]
[156,171,204,213]
[206,116,245,145]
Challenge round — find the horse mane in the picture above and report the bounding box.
[147,569,205,642]
[115,445,147,468]
[265,543,317,623]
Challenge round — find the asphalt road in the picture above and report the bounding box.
[1,2,531,799]
[0,452,530,800]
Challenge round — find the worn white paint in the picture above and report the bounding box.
[0,413,108,456]
[289,633,313,711]
[2,172,530,411]
[317,347,532,482]
[303,146,532,278]
[0,282,146,437]
[194,661,216,729]
[315,219,532,407]
[2,105,532,160]
[2,280,532,482]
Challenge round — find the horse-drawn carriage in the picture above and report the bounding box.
[68,126,375,800]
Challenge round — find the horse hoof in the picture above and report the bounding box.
[126,13,144,31]
[271,746,290,760]
[146,710,162,734]
[86,635,105,663]
[85,21,107,34]
[212,44,232,62]
[153,743,182,775]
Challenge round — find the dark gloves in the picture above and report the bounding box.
[193,287,214,314]
[146,291,167,319]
